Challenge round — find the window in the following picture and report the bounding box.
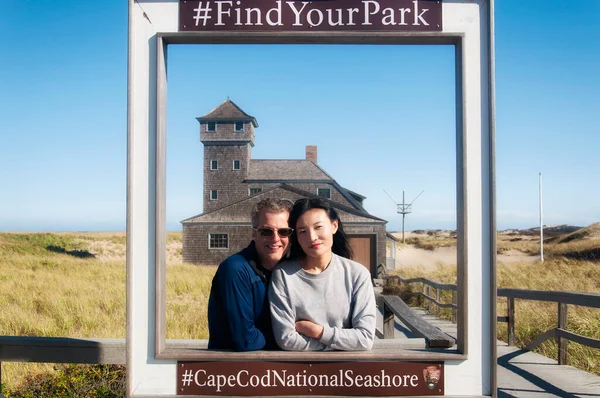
[249,187,262,195]
[210,160,218,170]
[317,188,331,199]
[235,121,244,132]
[210,190,218,200]
[233,160,241,170]
[209,233,228,249]
[206,122,216,132]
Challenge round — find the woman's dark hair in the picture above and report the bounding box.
[289,197,353,260]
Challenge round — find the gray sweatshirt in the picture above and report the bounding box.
[269,253,376,351]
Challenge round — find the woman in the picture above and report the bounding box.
[269,197,376,351]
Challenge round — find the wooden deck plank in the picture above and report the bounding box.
[497,342,600,397]
[396,306,600,397]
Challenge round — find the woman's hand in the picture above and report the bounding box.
[295,320,324,339]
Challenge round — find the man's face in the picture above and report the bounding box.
[252,209,291,270]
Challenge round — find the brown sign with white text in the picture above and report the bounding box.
[177,361,444,396]
[179,0,442,32]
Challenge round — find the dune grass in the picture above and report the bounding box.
[497,257,600,375]
[165,262,216,339]
[402,224,600,262]
[1,230,599,390]
[392,253,600,376]
[403,235,457,251]
[0,232,215,391]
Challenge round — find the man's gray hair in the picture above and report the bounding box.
[251,198,293,228]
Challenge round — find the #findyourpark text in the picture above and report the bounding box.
[180,0,442,31]
[203,0,430,27]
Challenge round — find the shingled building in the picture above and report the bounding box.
[181,99,388,276]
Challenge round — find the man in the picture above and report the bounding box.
[207,198,294,351]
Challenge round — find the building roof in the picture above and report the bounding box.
[281,184,382,221]
[181,184,385,224]
[247,160,333,181]
[197,98,258,127]
[345,188,367,201]
[245,160,367,212]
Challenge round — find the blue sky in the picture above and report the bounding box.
[1,0,598,232]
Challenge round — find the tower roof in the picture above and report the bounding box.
[197,98,258,127]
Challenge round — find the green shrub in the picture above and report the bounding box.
[0,233,87,256]
[2,364,125,398]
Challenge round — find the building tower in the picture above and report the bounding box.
[197,99,258,213]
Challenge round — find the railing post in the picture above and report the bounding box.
[558,302,568,365]
[452,290,457,323]
[436,288,440,315]
[383,302,395,339]
[427,285,432,313]
[507,297,515,346]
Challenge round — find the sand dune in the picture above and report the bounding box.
[391,244,538,271]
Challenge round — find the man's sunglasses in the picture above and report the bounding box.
[253,227,294,237]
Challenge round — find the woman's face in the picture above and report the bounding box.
[295,208,338,259]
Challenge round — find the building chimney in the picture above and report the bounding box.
[305,145,317,164]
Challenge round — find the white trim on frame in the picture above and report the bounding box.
[127,1,496,396]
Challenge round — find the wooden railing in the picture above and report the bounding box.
[376,294,455,348]
[388,276,600,365]
[0,338,212,388]
[3,285,599,387]
[386,275,458,323]
[0,337,125,389]
[497,288,600,365]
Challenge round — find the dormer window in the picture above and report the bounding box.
[235,121,244,132]
[207,122,216,132]
[317,188,331,199]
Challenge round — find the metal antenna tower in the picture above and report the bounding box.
[383,189,424,243]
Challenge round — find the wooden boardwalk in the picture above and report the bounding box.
[497,342,600,397]
[380,306,600,397]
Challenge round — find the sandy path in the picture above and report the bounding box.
[392,245,538,271]
[393,246,456,270]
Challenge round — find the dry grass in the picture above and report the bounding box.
[496,257,600,375]
[2,229,599,389]
[404,236,457,251]
[393,235,600,377]
[498,223,600,261]
[166,263,216,339]
[497,236,541,255]
[0,231,215,390]
[403,224,600,262]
